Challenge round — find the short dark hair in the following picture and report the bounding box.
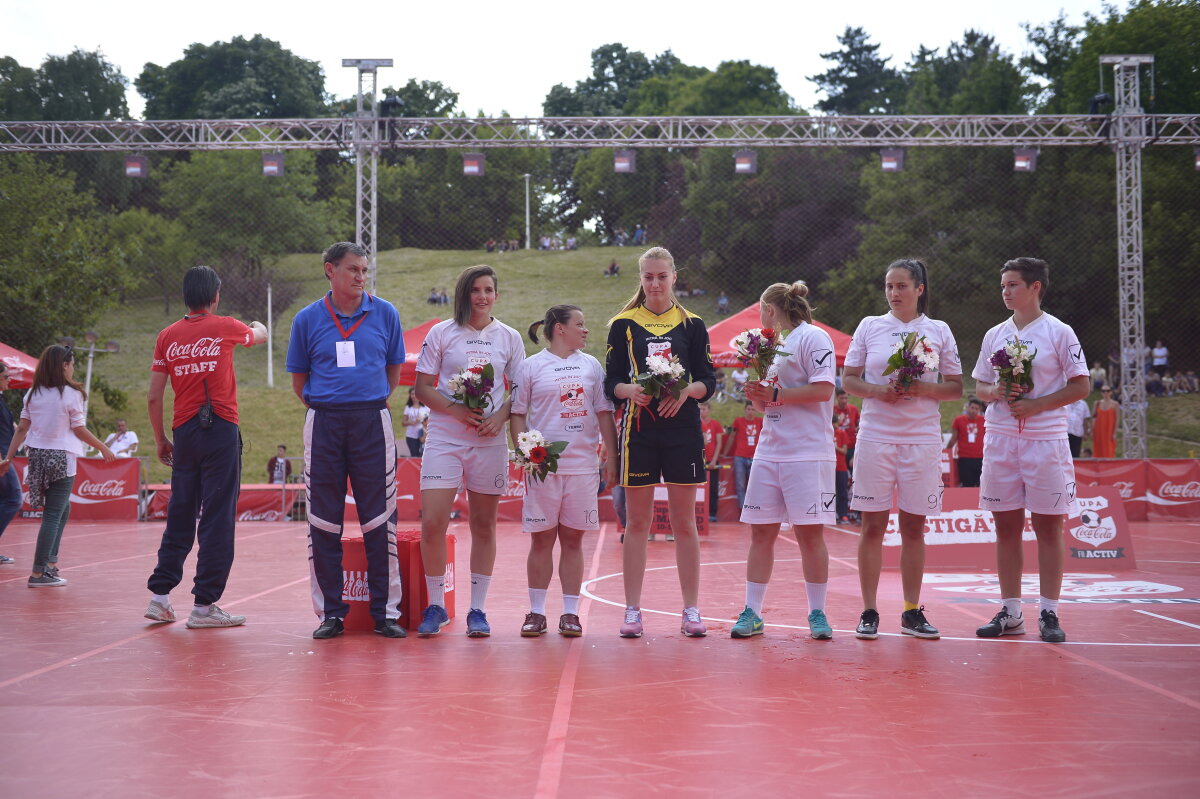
[323,241,368,268]
[183,265,221,311]
[967,397,985,409]
[277,444,287,450]
[1002,257,1049,300]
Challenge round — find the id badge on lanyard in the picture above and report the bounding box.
[325,295,368,368]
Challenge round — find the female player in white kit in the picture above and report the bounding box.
[731,281,838,640]
[971,257,1090,643]
[510,305,618,637]
[414,265,525,638]
[842,259,962,640]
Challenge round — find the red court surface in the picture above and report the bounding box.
[1,517,1198,798]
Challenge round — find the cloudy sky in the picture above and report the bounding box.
[3,0,1113,117]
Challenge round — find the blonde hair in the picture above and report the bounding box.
[760,281,814,327]
[614,246,691,321]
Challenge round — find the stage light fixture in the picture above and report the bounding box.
[1014,148,1038,172]
[124,155,147,178]
[463,153,485,176]
[262,152,284,177]
[880,149,904,172]
[614,149,636,174]
[734,150,757,175]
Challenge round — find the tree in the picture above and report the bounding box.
[808,26,903,114]
[900,31,1031,115]
[108,208,198,314]
[0,56,41,119]
[627,61,795,116]
[1021,13,1083,113]
[0,155,138,354]
[37,48,128,120]
[137,35,326,119]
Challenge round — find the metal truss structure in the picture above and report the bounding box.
[1,56,1194,455]
[2,113,1199,151]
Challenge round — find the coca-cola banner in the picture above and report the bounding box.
[1145,459,1200,521]
[15,456,139,521]
[144,484,303,522]
[1073,459,1149,521]
[882,485,1136,571]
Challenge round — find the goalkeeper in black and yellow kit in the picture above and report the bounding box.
[604,246,715,638]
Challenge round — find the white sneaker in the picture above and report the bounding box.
[186,604,246,629]
[144,600,176,623]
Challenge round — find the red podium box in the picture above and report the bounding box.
[341,532,456,632]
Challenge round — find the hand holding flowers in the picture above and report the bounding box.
[882,332,939,398]
[733,328,789,385]
[447,362,495,411]
[511,429,568,483]
[636,353,687,401]
[990,339,1037,432]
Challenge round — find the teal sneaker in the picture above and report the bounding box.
[808,609,833,640]
[730,606,764,638]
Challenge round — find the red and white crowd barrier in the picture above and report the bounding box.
[1074,458,1200,521]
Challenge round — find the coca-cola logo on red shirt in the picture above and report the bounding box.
[76,479,129,498]
[165,337,224,361]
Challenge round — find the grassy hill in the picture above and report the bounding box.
[80,245,1199,482]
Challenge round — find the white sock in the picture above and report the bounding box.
[192,603,212,616]
[562,594,580,615]
[153,593,171,606]
[745,580,768,615]
[470,572,491,611]
[1039,596,1059,616]
[805,582,828,613]
[425,575,446,608]
[529,587,548,615]
[1003,597,1023,617]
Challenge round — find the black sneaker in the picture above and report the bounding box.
[1038,610,1066,643]
[976,609,1026,638]
[374,618,406,638]
[900,606,940,639]
[313,617,345,639]
[855,609,880,639]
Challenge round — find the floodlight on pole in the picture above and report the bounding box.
[1014,148,1038,172]
[344,58,392,294]
[523,173,531,250]
[614,149,636,173]
[880,149,904,172]
[734,150,757,174]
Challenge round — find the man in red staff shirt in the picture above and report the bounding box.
[725,402,762,511]
[144,265,266,628]
[699,402,725,522]
[948,397,986,487]
[833,389,859,473]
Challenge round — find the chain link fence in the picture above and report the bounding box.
[1,143,1197,463]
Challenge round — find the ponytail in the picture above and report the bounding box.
[760,280,814,328]
[529,304,582,344]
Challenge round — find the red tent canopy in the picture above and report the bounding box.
[707,305,851,369]
[0,341,37,389]
[398,318,442,386]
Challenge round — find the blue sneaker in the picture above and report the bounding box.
[465,608,491,637]
[808,609,833,640]
[730,606,764,638]
[417,604,450,637]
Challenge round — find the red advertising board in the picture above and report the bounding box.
[1145,459,1200,520]
[882,485,1136,571]
[15,456,139,521]
[145,484,303,522]
[1073,459,1148,521]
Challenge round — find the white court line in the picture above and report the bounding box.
[1142,560,1200,565]
[1134,609,1200,630]
[580,561,1200,648]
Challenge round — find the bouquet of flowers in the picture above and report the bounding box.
[511,429,568,483]
[636,353,687,401]
[882,332,939,396]
[446,362,495,410]
[733,328,789,384]
[990,339,1037,432]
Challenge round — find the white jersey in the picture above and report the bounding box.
[972,312,1088,441]
[402,404,429,438]
[844,312,961,446]
[1066,399,1089,438]
[754,322,836,463]
[511,349,613,475]
[416,318,525,447]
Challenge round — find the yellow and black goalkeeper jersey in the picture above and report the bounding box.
[604,303,715,430]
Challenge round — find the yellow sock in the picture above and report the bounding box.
[903,601,920,612]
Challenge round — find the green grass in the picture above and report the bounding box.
[77,245,1200,482]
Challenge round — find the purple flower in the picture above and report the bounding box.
[990,349,1011,369]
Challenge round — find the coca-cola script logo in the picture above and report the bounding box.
[238,510,285,522]
[165,337,223,361]
[1157,481,1200,500]
[1111,481,1136,499]
[76,479,129,499]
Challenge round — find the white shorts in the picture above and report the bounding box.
[420,439,508,495]
[850,440,944,516]
[739,460,836,527]
[980,433,1078,516]
[522,472,601,533]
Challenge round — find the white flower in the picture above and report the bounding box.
[645,353,673,376]
[1013,363,1024,376]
